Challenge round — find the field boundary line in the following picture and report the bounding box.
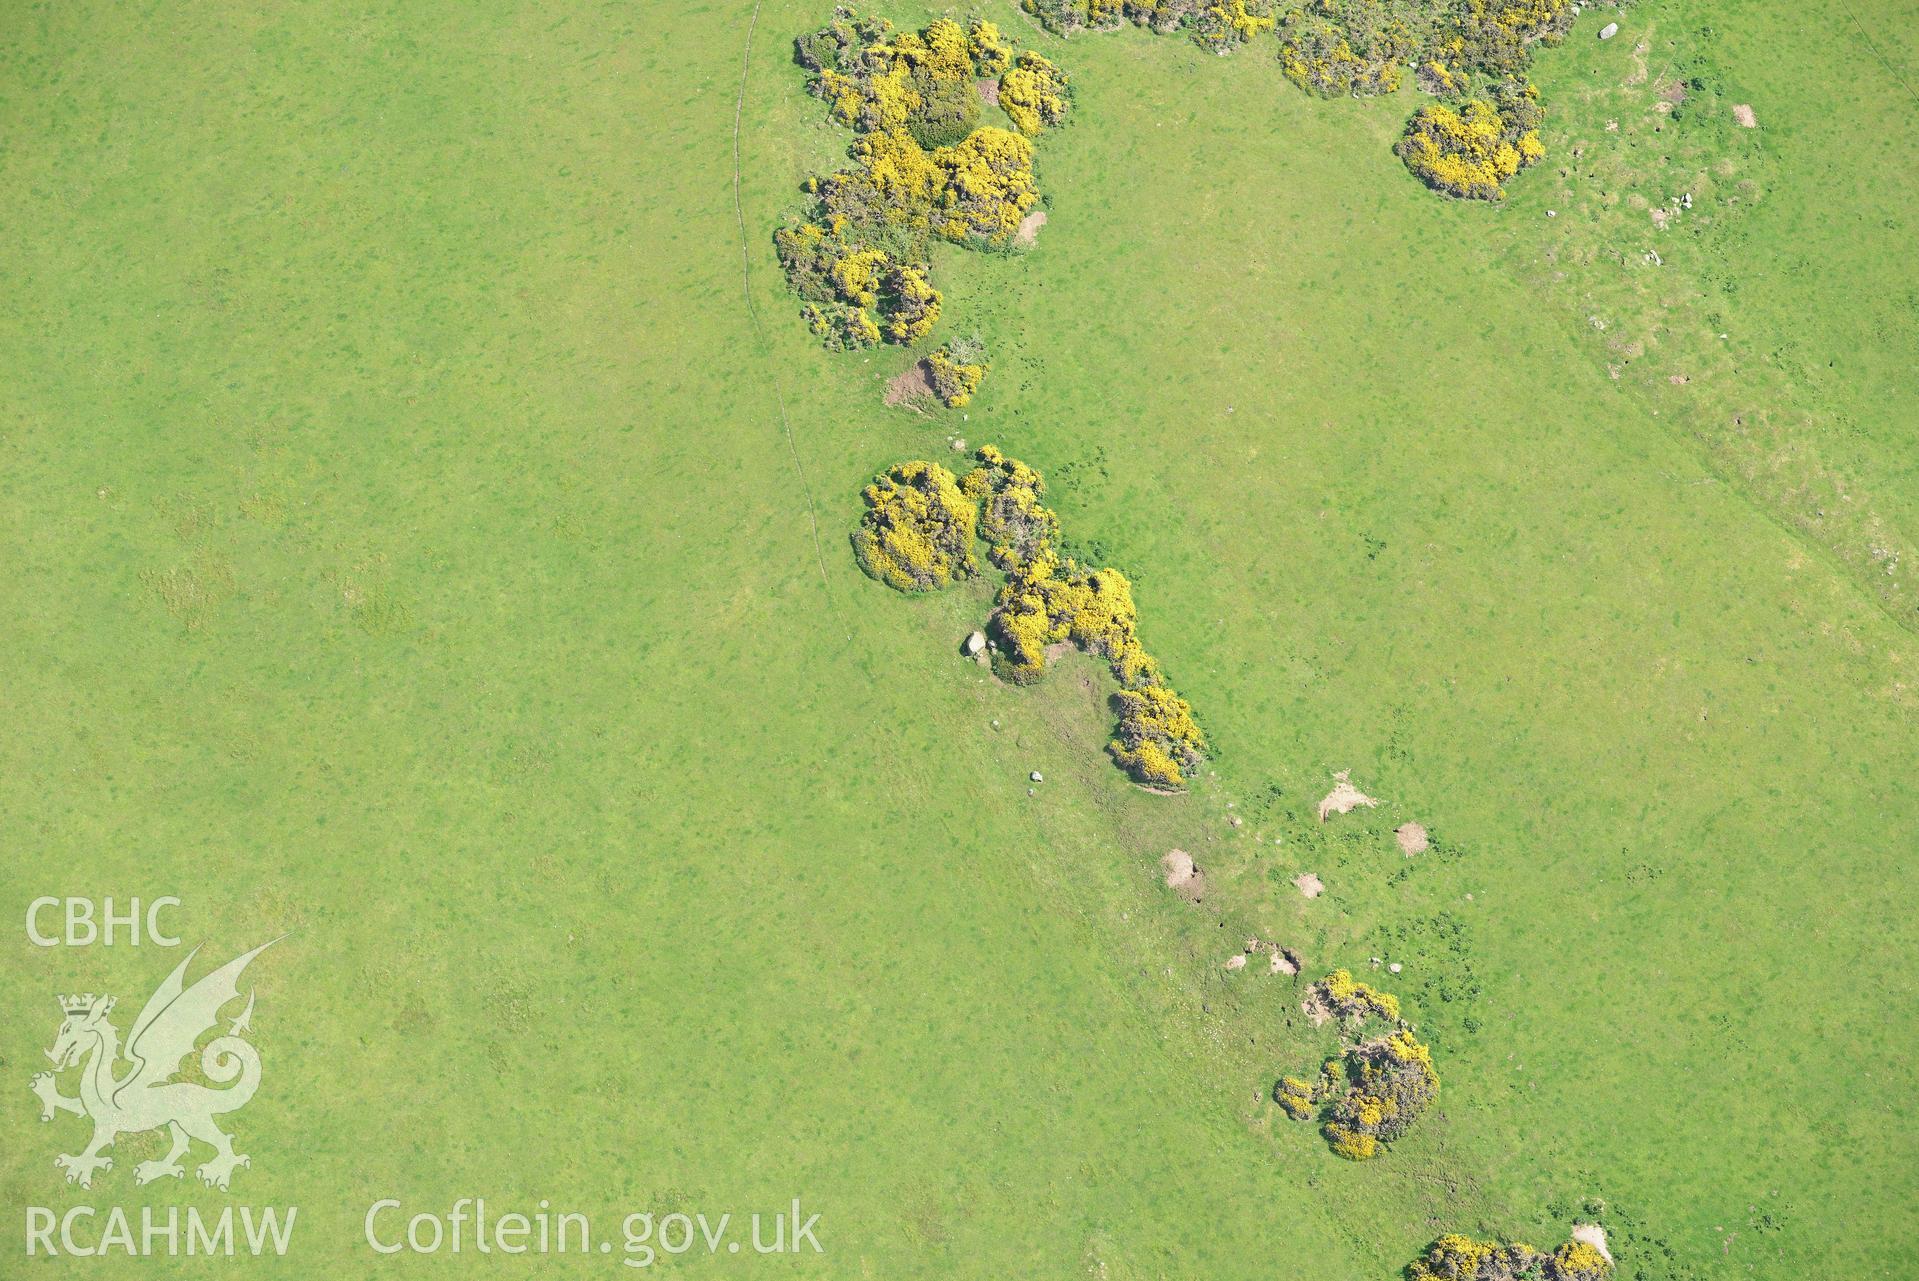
[1837,0,1919,105]
[732,0,843,625]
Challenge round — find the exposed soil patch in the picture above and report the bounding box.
[1162,848,1195,885]
[1302,989,1333,1025]
[1293,872,1324,899]
[1316,771,1377,822]
[1625,40,1649,85]
[1733,103,1757,128]
[1572,1224,1614,1265]
[976,77,1000,107]
[1014,209,1047,248]
[884,359,936,408]
[1394,822,1429,857]
[1224,954,1247,971]
[1162,848,1207,902]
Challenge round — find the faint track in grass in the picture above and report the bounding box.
[732,0,843,625]
[1837,0,1919,107]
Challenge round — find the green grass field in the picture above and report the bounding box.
[3,1,1914,1277]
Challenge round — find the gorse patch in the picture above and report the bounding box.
[819,1,1650,1260]
[925,338,988,407]
[1319,1029,1438,1160]
[1307,967,1403,1024]
[853,446,1207,790]
[778,11,1072,394]
[1019,0,1622,199]
[777,3,1627,404]
[1277,0,1424,97]
[850,461,980,591]
[999,52,1073,136]
[959,446,1206,788]
[1278,972,1439,1161]
[1397,77,1546,200]
[1406,1232,1613,1280]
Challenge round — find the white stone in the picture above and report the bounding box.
[1599,21,1619,38]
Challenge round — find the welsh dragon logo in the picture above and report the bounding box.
[30,939,281,1190]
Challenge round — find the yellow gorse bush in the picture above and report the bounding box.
[1021,0,1128,35]
[1462,0,1574,47]
[1408,1234,1499,1280]
[1554,1241,1612,1280]
[1195,0,1278,50]
[780,9,1079,398]
[908,17,977,81]
[814,129,942,227]
[785,0,1593,383]
[1273,1075,1316,1120]
[1406,1231,1614,1280]
[1277,0,1421,96]
[853,445,1206,789]
[774,218,940,350]
[884,263,940,343]
[932,126,1041,244]
[963,444,1059,570]
[801,14,985,132]
[924,344,987,407]
[850,461,979,592]
[1314,1030,1438,1159]
[828,246,887,307]
[969,19,1014,76]
[1314,968,1403,1023]
[1396,78,1544,199]
[1279,974,1437,1160]
[999,53,1073,136]
[1108,685,1206,788]
[1013,0,1616,199]
[962,444,1205,785]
